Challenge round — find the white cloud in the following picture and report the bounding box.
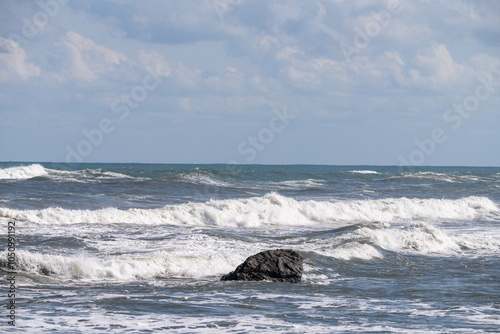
[408,43,468,89]
[137,50,172,77]
[385,51,404,66]
[269,2,302,25]
[2,0,500,164]
[0,37,40,83]
[252,35,280,52]
[53,31,127,82]
[469,53,500,77]
[395,43,500,90]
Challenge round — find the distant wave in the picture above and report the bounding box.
[266,179,324,190]
[0,164,48,180]
[405,171,455,182]
[399,171,481,183]
[1,193,497,227]
[348,170,379,174]
[0,165,142,182]
[51,168,134,178]
[177,172,233,187]
[43,168,142,183]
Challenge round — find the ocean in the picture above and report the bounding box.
[1,162,499,333]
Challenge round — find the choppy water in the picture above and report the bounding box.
[1,163,500,333]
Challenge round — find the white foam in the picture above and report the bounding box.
[277,179,324,188]
[0,164,47,180]
[356,222,463,255]
[318,242,384,261]
[308,221,500,259]
[1,249,246,281]
[1,222,497,283]
[179,172,232,187]
[18,310,359,334]
[401,171,482,183]
[45,168,138,182]
[465,305,500,327]
[97,171,134,179]
[349,170,379,174]
[1,194,498,227]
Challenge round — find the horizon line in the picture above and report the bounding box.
[1,161,500,168]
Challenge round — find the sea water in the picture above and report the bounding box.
[1,163,499,333]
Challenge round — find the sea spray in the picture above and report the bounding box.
[0,164,47,180]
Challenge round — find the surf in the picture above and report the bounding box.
[1,193,497,227]
[0,164,47,180]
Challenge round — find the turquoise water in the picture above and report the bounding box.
[1,163,500,332]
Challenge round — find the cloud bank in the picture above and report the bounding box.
[0,0,499,165]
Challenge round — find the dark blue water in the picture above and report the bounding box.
[1,163,499,332]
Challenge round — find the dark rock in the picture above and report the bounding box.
[221,249,303,283]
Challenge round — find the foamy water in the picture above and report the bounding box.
[1,163,499,333]
[2,194,496,227]
[0,164,47,180]
[349,170,380,174]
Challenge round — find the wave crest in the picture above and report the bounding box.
[0,249,244,281]
[310,221,500,260]
[1,194,497,227]
[348,170,379,174]
[178,171,232,187]
[0,164,47,180]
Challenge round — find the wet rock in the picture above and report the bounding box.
[221,249,303,283]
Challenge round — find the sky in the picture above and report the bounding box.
[0,0,499,166]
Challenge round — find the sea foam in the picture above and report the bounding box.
[0,249,245,281]
[1,193,498,227]
[0,164,47,180]
[348,170,379,174]
[303,221,500,260]
[3,221,498,281]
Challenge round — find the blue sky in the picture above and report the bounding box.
[1,0,499,166]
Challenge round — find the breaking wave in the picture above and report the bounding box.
[348,170,379,174]
[0,164,140,182]
[2,221,498,281]
[0,164,47,180]
[309,222,500,261]
[1,193,497,227]
[400,171,482,183]
[0,249,245,281]
[46,168,136,182]
[177,172,233,187]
